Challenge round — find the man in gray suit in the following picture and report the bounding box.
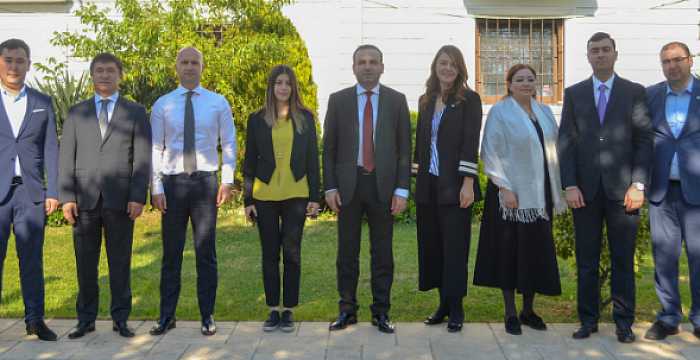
[324,44,411,334]
[59,53,151,339]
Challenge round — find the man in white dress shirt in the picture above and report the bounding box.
[149,47,236,337]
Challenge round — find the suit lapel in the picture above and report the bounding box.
[653,84,674,137]
[350,87,359,157]
[16,89,36,138]
[0,95,13,136]
[601,76,620,129]
[582,78,600,128]
[679,78,700,138]
[376,85,388,144]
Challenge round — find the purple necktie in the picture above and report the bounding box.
[597,83,608,124]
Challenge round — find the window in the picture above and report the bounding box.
[475,18,564,104]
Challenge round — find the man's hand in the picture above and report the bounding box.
[152,193,167,213]
[306,202,320,218]
[216,184,233,208]
[127,202,145,220]
[499,188,518,209]
[62,201,79,225]
[45,198,59,216]
[565,186,586,209]
[325,190,342,213]
[624,185,645,212]
[391,195,407,215]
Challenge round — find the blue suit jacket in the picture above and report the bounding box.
[0,87,59,203]
[647,77,700,205]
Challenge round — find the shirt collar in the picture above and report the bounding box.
[0,84,27,102]
[592,73,615,91]
[665,76,695,96]
[177,84,204,95]
[94,91,119,105]
[356,84,380,96]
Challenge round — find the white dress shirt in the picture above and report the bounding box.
[94,91,119,123]
[1,85,27,176]
[151,85,237,195]
[592,73,615,106]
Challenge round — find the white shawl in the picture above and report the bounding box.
[481,97,566,223]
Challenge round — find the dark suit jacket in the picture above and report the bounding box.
[0,87,58,203]
[242,109,320,207]
[59,96,151,211]
[558,75,653,202]
[323,85,411,205]
[647,78,700,205]
[413,91,482,205]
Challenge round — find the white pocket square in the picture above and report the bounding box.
[32,108,46,113]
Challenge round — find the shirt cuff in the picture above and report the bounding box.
[152,180,164,195]
[325,188,338,195]
[394,188,409,199]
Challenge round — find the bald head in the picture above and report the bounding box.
[176,46,203,89]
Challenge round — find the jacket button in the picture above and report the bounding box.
[599,137,605,141]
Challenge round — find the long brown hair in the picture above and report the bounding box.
[505,63,537,99]
[263,65,310,133]
[419,45,469,110]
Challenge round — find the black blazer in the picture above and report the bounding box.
[413,91,482,205]
[59,96,152,211]
[323,85,411,205]
[558,75,653,201]
[242,109,320,206]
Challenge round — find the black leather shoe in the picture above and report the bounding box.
[616,325,636,343]
[68,321,95,339]
[519,312,547,331]
[201,315,216,336]
[149,317,176,336]
[446,321,463,333]
[279,310,295,333]
[572,325,598,339]
[644,321,679,340]
[26,320,57,341]
[113,321,135,338]
[371,314,395,334]
[423,308,448,325]
[329,311,357,331]
[505,316,522,335]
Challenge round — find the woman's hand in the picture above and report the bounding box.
[306,202,320,218]
[500,188,519,209]
[244,205,257,224]
[459,178,475,208]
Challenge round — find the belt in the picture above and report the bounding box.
[357,166,375,176]
[10,176,22,186]
[164,171,216,179]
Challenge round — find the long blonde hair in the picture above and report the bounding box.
[263,65,310,133]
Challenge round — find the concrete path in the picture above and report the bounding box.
[0,319,698,359]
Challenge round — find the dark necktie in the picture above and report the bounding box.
[98,99,109,139]
[362,91,375,172]
[183,90,196,175]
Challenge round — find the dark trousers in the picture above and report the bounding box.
[255,198,308,308]
[650,181,700,327]
[337,169,394,315]
[573,186,639,328]
[73,197,134,322]
[0,182,46,323]
[159,172,218,320]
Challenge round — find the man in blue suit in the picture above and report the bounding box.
[644,41,700,341]
[0,39,59,341]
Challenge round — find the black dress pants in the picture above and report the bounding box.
[337,169,394,315]
[573,186,639,328]
[255,198,308,308]
[159,172,219,320]
[73,197,134,322]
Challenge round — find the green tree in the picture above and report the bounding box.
[43,0,317,181]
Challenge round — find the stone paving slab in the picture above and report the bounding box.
[0,320,696,359]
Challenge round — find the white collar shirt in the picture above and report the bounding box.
[93,91,120,123]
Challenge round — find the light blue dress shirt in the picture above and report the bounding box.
[665,78,693,180]
[94,91,119,123]
[592,74,615,107]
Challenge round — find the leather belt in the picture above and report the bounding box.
[10,176,22,185]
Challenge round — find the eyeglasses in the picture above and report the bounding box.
[661,56,690,65]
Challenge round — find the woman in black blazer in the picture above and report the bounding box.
[413,45,483,332]
[242,65,320,333]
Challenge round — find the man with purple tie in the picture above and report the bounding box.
[558,32,653,343]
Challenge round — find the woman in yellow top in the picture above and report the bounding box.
[242,65,320,332]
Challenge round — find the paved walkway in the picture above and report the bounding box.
[0,319,698,359]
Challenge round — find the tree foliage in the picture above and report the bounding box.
[43,0,317,179]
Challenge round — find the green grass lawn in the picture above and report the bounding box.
[0,208,693,323]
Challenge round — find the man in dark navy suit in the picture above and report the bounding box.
[644,41,700,341]
[0,38,59,341]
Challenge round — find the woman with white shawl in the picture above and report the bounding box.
[473,64,566,336]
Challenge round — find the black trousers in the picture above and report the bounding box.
[255,198,308,308]
[337,169,394,315]
[159,172,218,320]
[573,186,639,328]
[73,197,134,322]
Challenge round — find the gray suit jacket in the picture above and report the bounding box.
[59,96,152,211]
[323,85,411,204]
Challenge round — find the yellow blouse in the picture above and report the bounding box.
[252,118,309,201]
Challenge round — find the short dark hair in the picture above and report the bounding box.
[0,38,30,59]
[353,44,383,64]
[661,41,691,57]
[587,32,616,50]
[90,52,123,75]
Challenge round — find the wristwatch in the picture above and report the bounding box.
[632,182,645,191]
